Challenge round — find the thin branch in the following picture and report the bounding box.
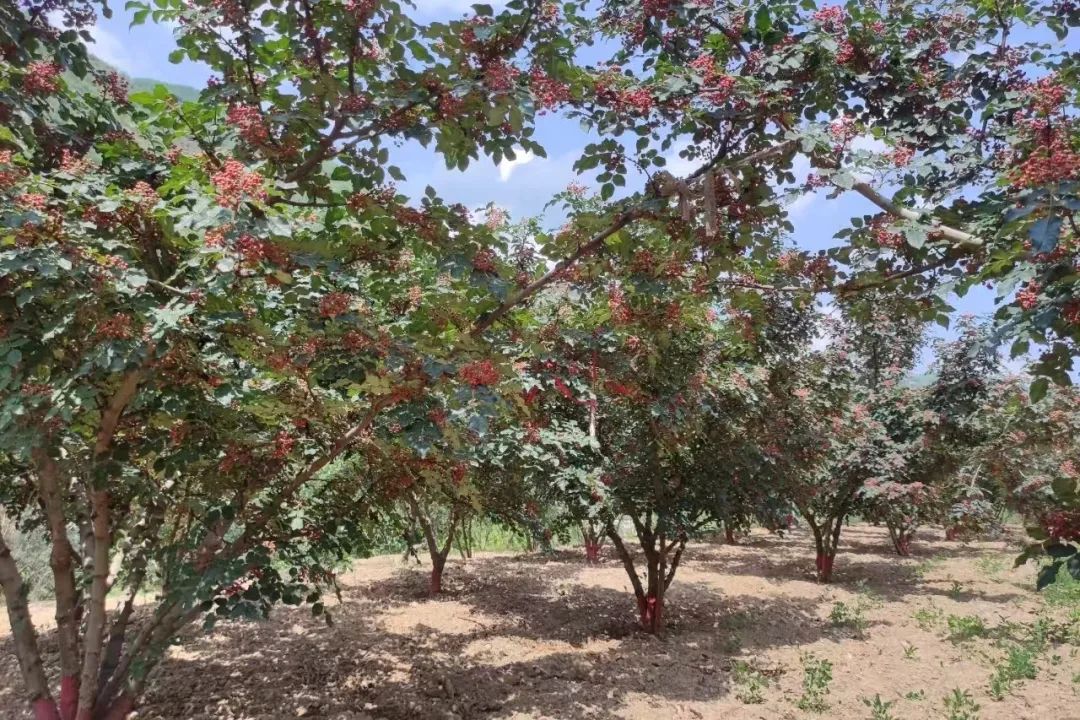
[850,181,981,248]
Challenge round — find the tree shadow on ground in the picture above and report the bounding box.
[115,550,837,720]
[684,526,1029,606]
[2,527,1028,720]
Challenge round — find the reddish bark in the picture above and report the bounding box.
[945,526,959,541]
[724,526,735,544]
[59,676,78,720]
[99,692,135,720]
[815,552,835,583]
[637,594,663,633]
[429,565,442,595]
[584,541,601,563]
[33,699,61,720]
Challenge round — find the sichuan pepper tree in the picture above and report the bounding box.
[0,1,602,717]
[503,198,816,632]
[970,380,1080,585]
[777,293,926,581]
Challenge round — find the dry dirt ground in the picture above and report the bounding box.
[2,525,1078,720]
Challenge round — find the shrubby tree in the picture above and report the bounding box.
[2,0,1077,715]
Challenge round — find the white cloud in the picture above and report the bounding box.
[497,150,536,182]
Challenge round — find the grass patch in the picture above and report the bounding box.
[913,603,944,631]
[947,614,987,642]
[943,688,980,720]
[1043,565,1080,608]
[828,600,869,636]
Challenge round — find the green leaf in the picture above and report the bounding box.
[1036,561,1061,591]
[1045,543,1076,560]
[1029,215,1062,254]
[1029,377,1049,403]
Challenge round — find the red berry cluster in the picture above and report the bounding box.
[473,248,498,272]
[1043,509,1080,542]
[812,5,846,32]
[226,104,270,145]
[319,292,353,318]
[689,54,736,105]
[1009,125,1079,188]
[97,313,135,340]
[870,216,904,249]
[459,359,500,387]
[99,71,129,105]
[23,61,61,96]
[1016,281,1040,310]
[483,59,521,92]
[271,431,296,459]
[211,159,267,208]
[16,193,48,211]
[607,286,632,322]
[890,145,915,167]
[0,150,23,189]
[836,40,855,65]
[529,67,571,113]
[829,116,858,144]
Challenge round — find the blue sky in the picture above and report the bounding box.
[83,2,1008,366]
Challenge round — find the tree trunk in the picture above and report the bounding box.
[607,519,684,634]
[0,531,60,720]
[429,558,444,595]
[31,448,82,720]
[76,490,112,720]
[407,494,458,596]
[886,521,911,555]
[810,521,838,583]
[724,524,735,544]
[582,522,605,564]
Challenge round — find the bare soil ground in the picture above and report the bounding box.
[3,525,1078,720]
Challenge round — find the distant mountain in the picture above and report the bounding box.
[82,53,201,102]
[129,76,200,102]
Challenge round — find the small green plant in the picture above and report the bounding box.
[904,689,926,701]
[913,604,943,631]
[989,644,1038,699]
[829,600,869,635]
[943,688,980,720]
[976,555,1005,576]
[913,556,944,579]
[1005,645,1038,680]
[1042,564,1080,607]
[947,614,986,642]
[796,653,833,712]
[853,579,885,607]
[902,642,918,660]
[732,660,768,704]
[862,694,896,720]
[948,579,965,599]
[988,669,1011,701]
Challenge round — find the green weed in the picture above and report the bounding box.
[947,614,987,642]
[862,694,896,720]
[829,600,869,635]
[796,653,833,712]
[975,555,1006,576]
[731,660,768,704]
[913,604,944,631]
[988,645,1038,699]
[943,688,980,720]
